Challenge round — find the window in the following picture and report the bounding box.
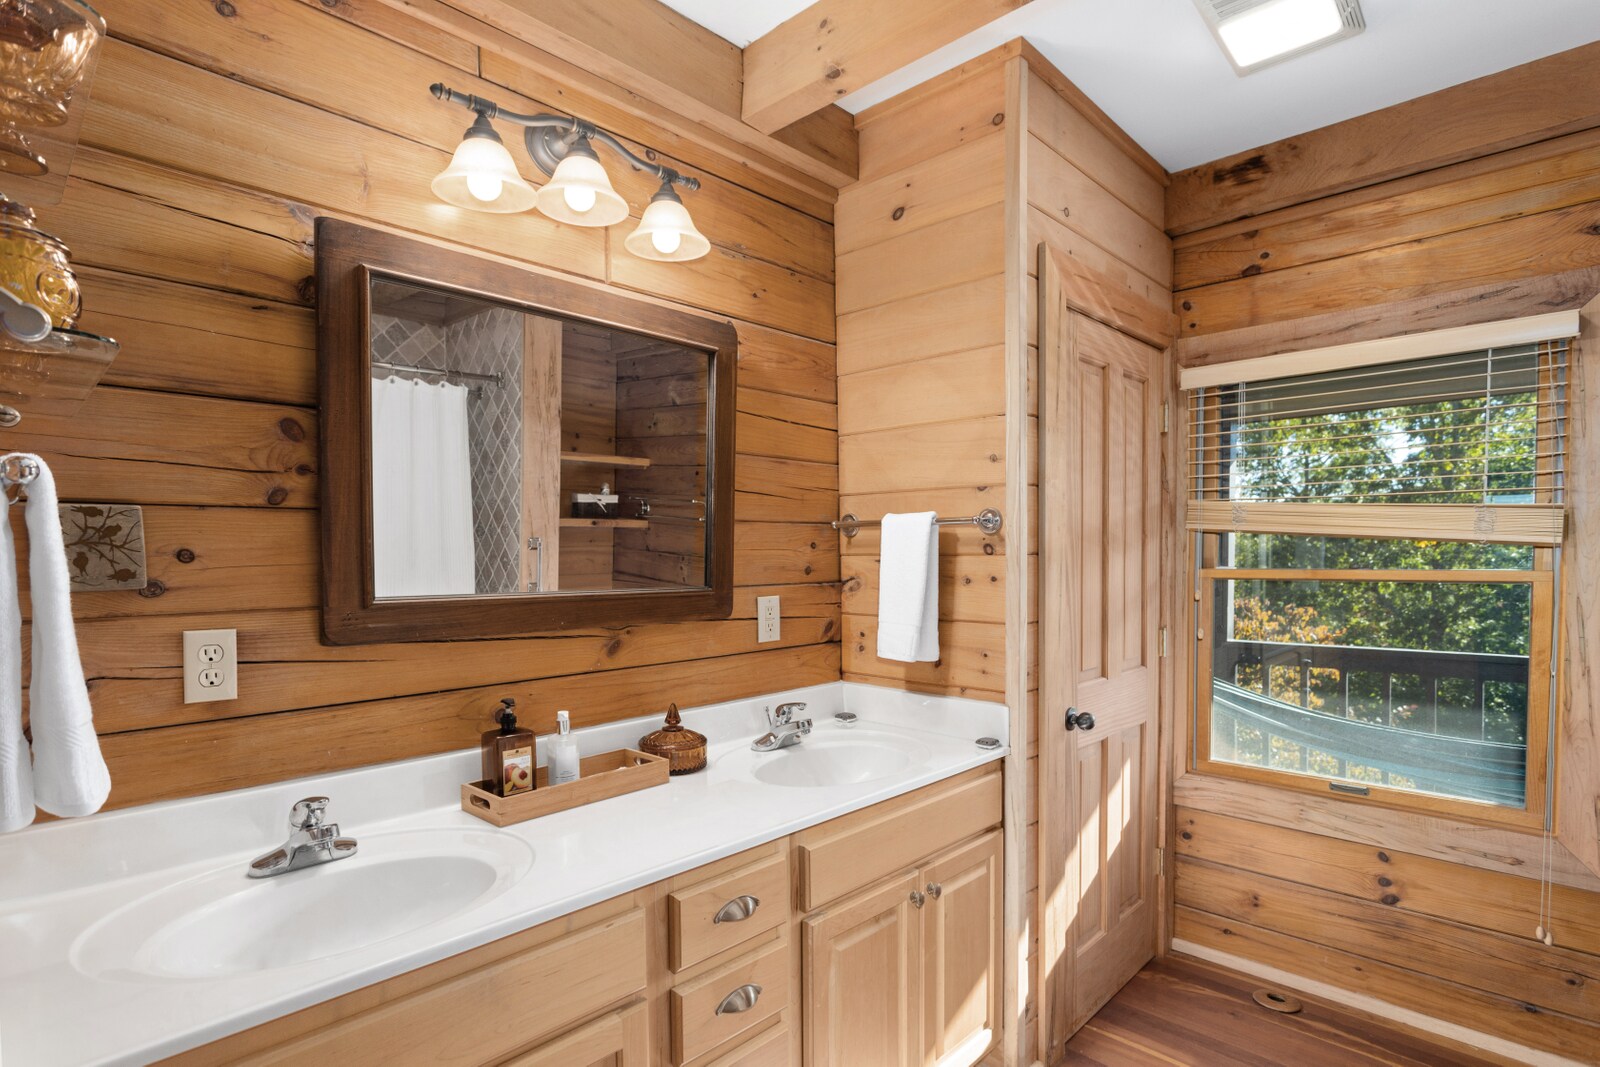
[1184,317,1573,825]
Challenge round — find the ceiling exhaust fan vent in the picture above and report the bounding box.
[1193,0,1365,76]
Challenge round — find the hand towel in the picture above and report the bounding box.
[19,456,110,817]
[876,511,940,663]
[0,489,34,832]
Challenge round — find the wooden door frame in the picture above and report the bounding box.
[1036,244,1177,1062]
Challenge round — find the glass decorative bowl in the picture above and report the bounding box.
[0,194,78,327]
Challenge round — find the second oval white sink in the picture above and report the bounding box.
[73,829,533,981]
[748,732,931,788]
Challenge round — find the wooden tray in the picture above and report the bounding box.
[460,748,670,827]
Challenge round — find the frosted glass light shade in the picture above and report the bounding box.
[624,186,709,262]
[431,121,536,213]
[535,141,628,227]
[1217,0,1344,67]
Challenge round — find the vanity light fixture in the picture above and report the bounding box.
[1193,0,1365,76]
[429,83,708,261]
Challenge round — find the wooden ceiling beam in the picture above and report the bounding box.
[412,0,858,187]
[741,0,1039,135]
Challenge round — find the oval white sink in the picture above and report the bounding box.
[749,733,930,788]
[73,829,532,980]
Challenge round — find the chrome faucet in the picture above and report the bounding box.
[752,702,812,752]
[247,796,358,878]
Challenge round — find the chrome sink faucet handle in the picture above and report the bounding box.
[753,702,813,752]
[768,701,807,728]
[248,796,358,878]
[290,796,329,832]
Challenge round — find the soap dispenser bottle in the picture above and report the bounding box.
[481,698,535,797]
[548,710,581,786]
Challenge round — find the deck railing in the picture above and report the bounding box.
[1210,639,1529,805]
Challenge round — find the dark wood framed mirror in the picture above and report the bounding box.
[316,219,735,644]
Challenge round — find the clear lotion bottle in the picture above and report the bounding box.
[548,710,581,785]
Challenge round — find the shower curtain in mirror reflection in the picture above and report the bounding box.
[370,376,477,597]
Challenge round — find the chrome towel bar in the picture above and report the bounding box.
[832,507,1003,539]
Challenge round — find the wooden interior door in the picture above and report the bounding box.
[803,872,923,1067]
[1038,258,1164,1062]
[921,831,1003,1066]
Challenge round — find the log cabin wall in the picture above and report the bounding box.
[10,0,843,810]
[1166,43,1600,1062]
[836,54,1012,702]
[835,44,1176,1065]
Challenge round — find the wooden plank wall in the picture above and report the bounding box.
[7,0,842,810]
[836,56,1011,701]
[1167,48,1600,1062]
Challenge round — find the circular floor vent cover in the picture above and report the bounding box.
[1252,989,1304,1014]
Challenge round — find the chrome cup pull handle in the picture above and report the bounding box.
[712,894,760,924]
[715,983,763,1016]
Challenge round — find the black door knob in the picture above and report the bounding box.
[1065,708,1096,731]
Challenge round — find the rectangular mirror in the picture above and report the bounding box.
[317,220,735,644]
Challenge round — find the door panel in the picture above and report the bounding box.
[921,832,1003,1066]
[803,873,922,1067]
[1040,260,1164,1062]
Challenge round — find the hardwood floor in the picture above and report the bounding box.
[1059,957,1509,1066]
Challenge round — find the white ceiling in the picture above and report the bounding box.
[661,0,1600,171]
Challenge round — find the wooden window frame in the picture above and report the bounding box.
[1185,336,1569,830]
[1191,557,1554,830]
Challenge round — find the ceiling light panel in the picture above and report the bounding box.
[1194,0,1365,75]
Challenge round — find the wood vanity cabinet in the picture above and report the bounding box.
[158,766,1002,1067]
[800,832,1003,1067]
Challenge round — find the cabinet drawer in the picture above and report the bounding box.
[795,768,1002,911]
[671,937,790,1065]
[497,1000,648,1066]
[670,852,790,972]
[239,909,647,1066]
[703,1024,791,1067]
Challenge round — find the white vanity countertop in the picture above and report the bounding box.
[0,682,1007,1067]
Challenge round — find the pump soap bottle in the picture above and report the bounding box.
[481,698,536,797]
[548,710,581,785]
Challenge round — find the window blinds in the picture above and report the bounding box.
[1184,314,1575,546]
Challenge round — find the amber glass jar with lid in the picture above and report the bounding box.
[0,195,78,328]
[638,702,706,775]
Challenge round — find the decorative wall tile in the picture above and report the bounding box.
[60,502,146,591]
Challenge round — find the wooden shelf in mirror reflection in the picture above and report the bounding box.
[560,517,649,529]
[561,451,651,468]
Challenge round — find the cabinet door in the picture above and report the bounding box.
[802,872,922,1067]
[920,832,1002,1066]
[497,1000,648,1067]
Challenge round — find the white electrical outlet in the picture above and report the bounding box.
[183,628,238,703]
[757,595,780,643]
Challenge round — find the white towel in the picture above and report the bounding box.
[19,456,109,817]
[876,511,939,663]
[0,490,33,832]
